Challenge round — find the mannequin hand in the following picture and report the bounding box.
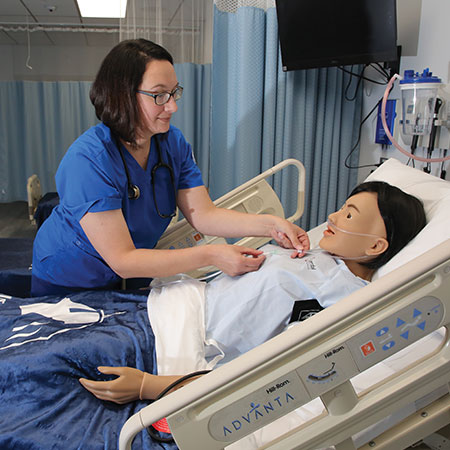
[79,366,144,404]
[210,244,265,277]
[270,219,310,258]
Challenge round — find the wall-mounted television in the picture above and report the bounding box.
[275,0,398,71]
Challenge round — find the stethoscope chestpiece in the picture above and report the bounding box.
[128,184,140,200]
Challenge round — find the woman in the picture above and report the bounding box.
[79,181,427,403]
[31,39,308,296]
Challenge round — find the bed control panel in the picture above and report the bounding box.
[346,295,444,371]
[293,296,443,399]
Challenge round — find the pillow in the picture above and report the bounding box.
[364,158,450,279]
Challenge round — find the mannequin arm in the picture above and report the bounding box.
[79,366,195,404]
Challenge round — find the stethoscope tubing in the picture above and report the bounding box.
[115,134,176,218]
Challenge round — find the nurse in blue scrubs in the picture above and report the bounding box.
[31,39,309,296]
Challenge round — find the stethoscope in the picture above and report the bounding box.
[115,135,177,219]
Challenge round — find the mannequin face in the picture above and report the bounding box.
[137,59,179,139]
[319,191,388,262]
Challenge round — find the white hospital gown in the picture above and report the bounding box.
[204,244,368,365]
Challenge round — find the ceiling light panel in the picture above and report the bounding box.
[77,0,127,18]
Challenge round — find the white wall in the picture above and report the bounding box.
[0,44,114,81]
[0,45,14,79]
[358,0,450,182]
[0,2,213,82]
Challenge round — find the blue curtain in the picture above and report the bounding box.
[210,4,362,229]
[0,64,211,203]
[0,81,97,202]
[170,63,212,187]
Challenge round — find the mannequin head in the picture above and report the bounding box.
[319,181,426,280]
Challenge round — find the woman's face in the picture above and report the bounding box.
[137,59,179,138]
[319,191,387,259]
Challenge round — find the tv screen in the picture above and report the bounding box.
[275,0,398,71]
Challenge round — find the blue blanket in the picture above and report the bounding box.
[0,290,177,450]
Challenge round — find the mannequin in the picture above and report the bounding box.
[79,181,426,404]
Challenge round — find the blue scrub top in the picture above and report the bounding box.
[32,123,204,291]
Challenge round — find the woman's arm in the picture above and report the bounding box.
[178,186,310,254]
[80,209,265,279]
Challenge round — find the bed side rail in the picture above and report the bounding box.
[120,239,450,450]
[154,159,305,278]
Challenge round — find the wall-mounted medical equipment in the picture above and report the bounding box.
[381,69,450,163]
[399,68,442,136]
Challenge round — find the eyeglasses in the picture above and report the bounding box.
[137,86,183,106]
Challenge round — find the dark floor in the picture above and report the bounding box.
[0,201,37,239]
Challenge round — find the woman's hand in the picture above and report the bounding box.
[79,366,143,404]
[270,219,310,258]
[208,244,266,277]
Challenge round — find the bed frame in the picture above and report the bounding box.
[120,238,450,449]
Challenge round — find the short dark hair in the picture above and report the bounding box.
[349,181,427,270]
[90,39,173,145]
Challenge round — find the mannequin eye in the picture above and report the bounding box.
[346,212,352,219]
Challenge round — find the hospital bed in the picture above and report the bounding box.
[0,158,448,450]
[119,158,450,449]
